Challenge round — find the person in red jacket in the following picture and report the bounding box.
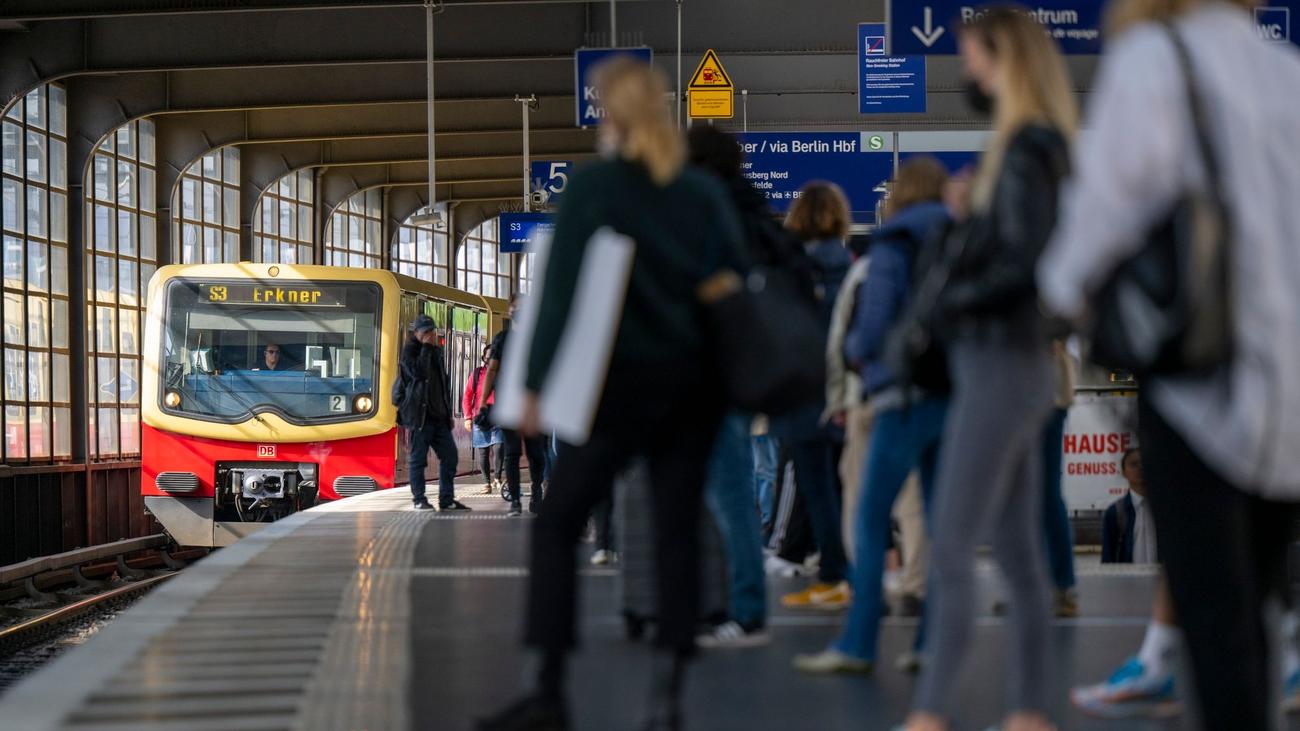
[463,344,503,494]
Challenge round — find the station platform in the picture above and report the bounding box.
[0,484,1274,731]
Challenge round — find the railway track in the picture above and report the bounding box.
[0,536,207,691]
[0,573,177,658]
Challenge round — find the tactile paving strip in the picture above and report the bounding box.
[0,489,431,731]
[293,511,427,731]
[61,513,398,731]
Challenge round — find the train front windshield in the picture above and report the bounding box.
[160,279,382,423]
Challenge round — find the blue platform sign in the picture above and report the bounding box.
[575,47,654,127]
[500,212,555,254]
[530,161,572,208]
[890,2,1104,55]
[737,132,894,223]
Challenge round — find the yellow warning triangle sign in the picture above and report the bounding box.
[688,49,732,89]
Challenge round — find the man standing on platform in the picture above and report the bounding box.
[397,314,469,511]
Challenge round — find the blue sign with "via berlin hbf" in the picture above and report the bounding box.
[737,132,895,224]
[574,47,654,127]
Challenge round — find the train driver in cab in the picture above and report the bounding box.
[256,341,295,371]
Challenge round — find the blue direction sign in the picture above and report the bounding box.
[500,212,555,254]
[890,2,1104,55]
[530,161,572,208]
[737,132,894,223]
[575,47,653,127]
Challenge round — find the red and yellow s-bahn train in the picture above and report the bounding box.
[140,263,506,547]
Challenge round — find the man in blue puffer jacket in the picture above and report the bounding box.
[795,157,952,675]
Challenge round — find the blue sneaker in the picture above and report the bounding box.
[1071,656,1181,719]
[1283,668,1300,714]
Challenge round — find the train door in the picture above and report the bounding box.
[446,305,489,475]
[392,293,421,487]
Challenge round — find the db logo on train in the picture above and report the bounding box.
[257,445,277,459]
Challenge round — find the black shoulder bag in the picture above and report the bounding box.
[885,223,959,395]
[699,261,828,416]
[1088,26,1232,375]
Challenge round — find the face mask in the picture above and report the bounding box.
[963,79,994,116]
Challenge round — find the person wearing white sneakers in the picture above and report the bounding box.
[1038,0,1300,726]
[1073,575,1300,720]
[794,157,952,678]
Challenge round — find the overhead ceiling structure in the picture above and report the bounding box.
[0,0,1102,250]
[0,0,1112,562]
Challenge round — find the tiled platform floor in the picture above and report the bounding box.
[0,483,1288,731]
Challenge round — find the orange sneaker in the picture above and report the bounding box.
[781,581,851,610]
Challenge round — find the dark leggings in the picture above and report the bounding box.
[1142,396,1297,730]
[477,445,504,484]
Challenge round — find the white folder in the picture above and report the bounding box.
[493,226,635,445]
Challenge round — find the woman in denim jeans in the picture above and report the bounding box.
[793,156,951,676]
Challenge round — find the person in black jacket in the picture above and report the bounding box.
[770,182,854,613]
[477,60,745,731]
[396,314,466,511]
[1101,448,1155,564]
[906,9,1076,731]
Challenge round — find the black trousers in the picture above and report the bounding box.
[525,363,722,655]
[773,445,817,562]
[502,427,547,507]
[1141,396,1297,730]
[592,495,615,551]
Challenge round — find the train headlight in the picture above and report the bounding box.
[353,394,373,413]
[164,390,182,408]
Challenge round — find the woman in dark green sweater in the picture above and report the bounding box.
[478,60,746,731]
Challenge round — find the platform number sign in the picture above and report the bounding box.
[328,395,348,413]
[257,445,277,458]
[530,161,572,208]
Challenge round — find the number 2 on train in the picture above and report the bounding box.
[329,395,347,413]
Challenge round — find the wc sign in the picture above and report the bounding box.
[1257,6,1292,43]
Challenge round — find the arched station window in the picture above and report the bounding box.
[85,119,158,460]
[253,168,314,264]
[1,84,71,462]
[455,217,512,298]
[324,189,382,268]
[172,148,240,264]
[517,252,537,294]
[391,215,449,285]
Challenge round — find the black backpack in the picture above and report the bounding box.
[392,342,432,429]
[884,222,954,395]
